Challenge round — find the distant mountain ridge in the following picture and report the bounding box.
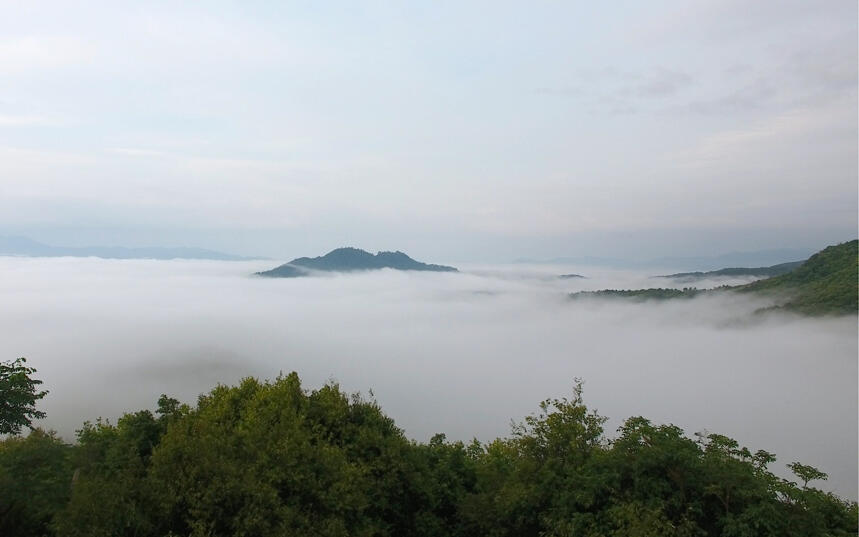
[0,235,259,261]
[256,247,458,277]
[515,248,816,271]
[655,261,804,282]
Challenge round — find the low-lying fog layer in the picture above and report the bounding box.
[1,257,855,498]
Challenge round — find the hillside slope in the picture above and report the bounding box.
[736,240,857,315]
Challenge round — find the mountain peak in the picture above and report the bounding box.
[256,247,457,277]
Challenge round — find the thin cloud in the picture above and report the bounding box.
[0,35,95,72]
[108,147,169,157]
[0,114,59,126]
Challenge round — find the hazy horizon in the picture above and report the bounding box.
[1,1,856,260]
[1,231,850,270]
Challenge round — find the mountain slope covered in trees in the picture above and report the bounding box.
[571,241,858,316]
[735,240,858,315]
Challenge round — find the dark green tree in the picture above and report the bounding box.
[0,357,48,435]
[787,462,828,489]
[0,429,73,537]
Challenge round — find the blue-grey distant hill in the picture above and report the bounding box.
[515,248,815,271]
[0,235,260,261]
[654,261,804,283]
[256,247,458,277]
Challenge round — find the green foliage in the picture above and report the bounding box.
[788,462,828,488]
[0,429,73,537]
[1,373,855,536]
[738,240,858,315]
[54,410,168,536]
[146,375,408,536]
[0,357,48,435]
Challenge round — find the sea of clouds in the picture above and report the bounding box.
[1,256,855,498]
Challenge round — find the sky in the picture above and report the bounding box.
[0,1,856,261]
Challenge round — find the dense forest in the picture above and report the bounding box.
[571,240,858,316]
[1,360,856,536]
[736,240,858,315]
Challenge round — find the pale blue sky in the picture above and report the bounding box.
[1,1,856,261]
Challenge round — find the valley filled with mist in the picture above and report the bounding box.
[2,254,855,499]
[3,1,856,533]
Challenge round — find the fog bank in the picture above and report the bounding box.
[1,257,855,498]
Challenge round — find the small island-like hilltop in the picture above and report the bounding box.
[256,247,458,277]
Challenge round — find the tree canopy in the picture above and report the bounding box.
[0,357,48,435]
[1,371,855,536]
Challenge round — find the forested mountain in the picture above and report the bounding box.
[735,240,858,315]
[655,260,804,282]
[256,247,458,277]
[1,372,856,537]
[571,241,858,316]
